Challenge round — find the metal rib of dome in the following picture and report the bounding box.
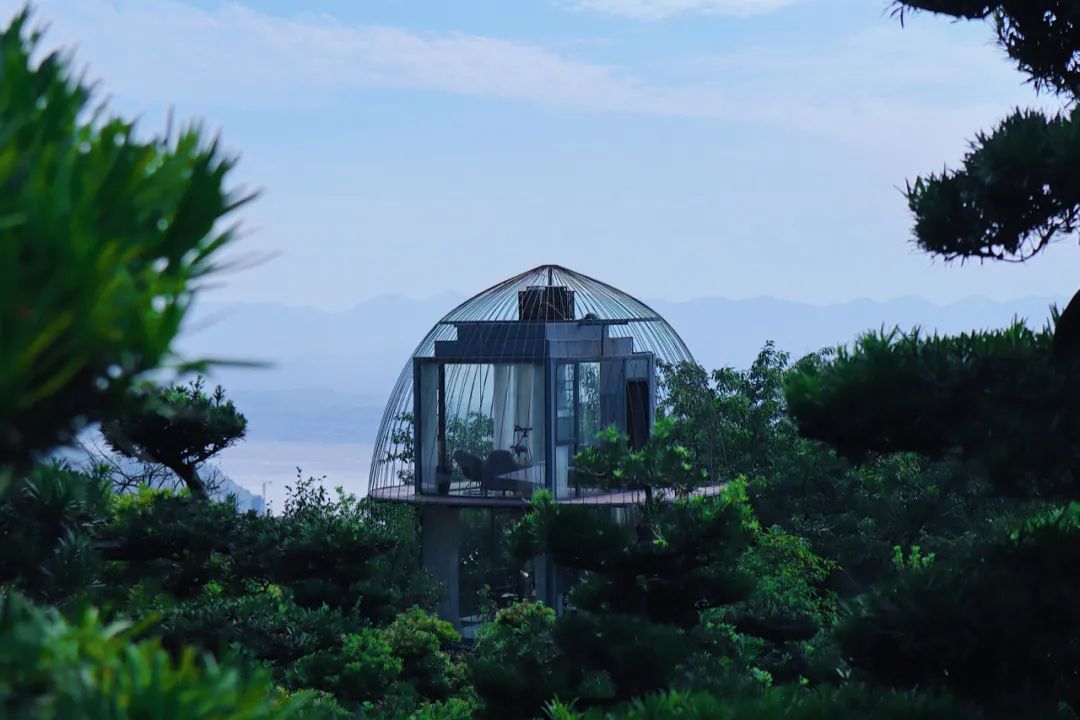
[367,265,695,500]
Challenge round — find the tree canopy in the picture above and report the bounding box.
[894,2,1080,263]
[102,378,247,500]
[782,2,1080,713]
[0,10,249,478]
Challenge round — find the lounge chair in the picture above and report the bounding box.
[482,450,528,496]
[452,450,484,490]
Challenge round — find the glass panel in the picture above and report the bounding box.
[599,358,627,435]
[578,362,601,446]
[459,508,530,639]
[556,362,576,444]
[555,445,571,499]
[432,362,546,500]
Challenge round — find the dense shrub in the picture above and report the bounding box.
[471,602,569,720]
[0,461,110,605]
[838,503,1080,711]
[544,684,1056,720]
[0,10,247,477]
[0,592,311,720]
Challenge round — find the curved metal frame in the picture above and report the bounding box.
[368,265,695,502]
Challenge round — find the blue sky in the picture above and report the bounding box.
[7,0,1074,308]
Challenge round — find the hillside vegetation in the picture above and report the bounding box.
[5,3,1080,718]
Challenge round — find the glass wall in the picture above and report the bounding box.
[578,362,601,445]
[554,358,646,500]
[413,354,653,501]
[458,507,533,638]
[417,361,546,499]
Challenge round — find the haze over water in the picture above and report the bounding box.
[216,441,374,514]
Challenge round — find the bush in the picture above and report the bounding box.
[471,602,568,720]
[543,684,1031,720]
[285,627,401,703]
[0,461,110,604]
[0,10,247,476]
[102,476,435,621]
[0,592,312,720]
[151,586,353,673]
[384,607,464,700]
[838,503,1080,711]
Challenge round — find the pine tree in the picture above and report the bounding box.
[102,378,247,501]
[786,3,1080,713]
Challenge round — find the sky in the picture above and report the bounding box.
[6,0,1076,308]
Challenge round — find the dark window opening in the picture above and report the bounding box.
[626,380,649,449]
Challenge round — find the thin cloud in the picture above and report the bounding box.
[12,0,657,111]
[570,0,803,21]
[4,0,1033,156]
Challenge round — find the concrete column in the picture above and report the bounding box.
[533,552,556,609]
[422,505,461,626]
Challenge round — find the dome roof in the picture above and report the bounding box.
[368,265,695,498]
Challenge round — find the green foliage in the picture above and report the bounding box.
[279,606,462,713]
[471,602,569,720]
[0,7,444,718]
[407,696,480,720]
[664,349,993,593]
[0,469,440,714]
[891,544,936,572]
[785,323,1080,495]
[573,418,710,502]
[511,490,753,627]
[0,461,110,604]
[16,3,1074,714]
[543,683,1031,720]
[266,473,434,620]
[103,378,247,500]
[152,586,352,673]
[92,475,441,713]
[739,525,838,632]
[0,592,309,720]
[891,2,1080,261]
[103,473,433,618]
[749,450,995,593]
[446,412,494,461]
[384,607,463,700]
[551,610,690,704]
[459,508,528,618]
[383,412,415,486]
[895,1,1080,97]
[286,627,401,702]
[779,8,1080,708]
[101,488,245,600]
[0,11,248,475]
[839,503,1080,711]
[481,487,762,716]
[904,107,1080,262]
[661,343,793,482]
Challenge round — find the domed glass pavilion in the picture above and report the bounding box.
[368,265,695,506]
[367,265,696,628]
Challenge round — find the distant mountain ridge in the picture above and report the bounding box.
[177,293,1064,446]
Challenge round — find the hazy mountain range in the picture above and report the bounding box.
[177,293,1065,447]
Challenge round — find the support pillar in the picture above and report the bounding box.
[421,505,461,627]
[534,553,559,611]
